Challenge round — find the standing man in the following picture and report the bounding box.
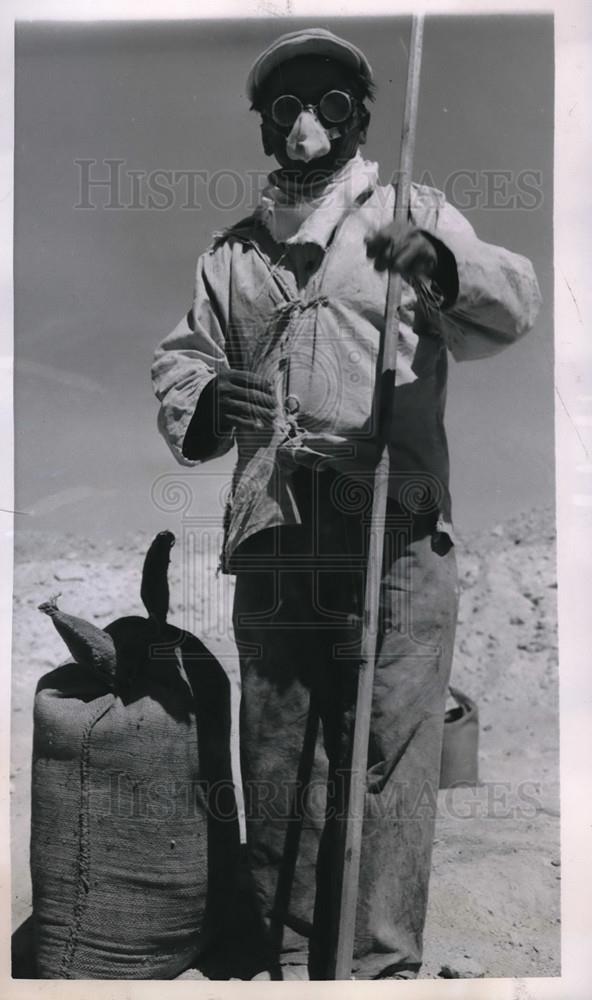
[152,27,541,980]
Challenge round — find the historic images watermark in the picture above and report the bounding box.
[88,773,547,824]
[74,159,544,213]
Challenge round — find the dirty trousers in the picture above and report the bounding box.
[232,469,459,979]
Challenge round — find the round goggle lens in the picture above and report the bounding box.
[269,91,354,128]
[318,90,353,124]
[271,95,303,128]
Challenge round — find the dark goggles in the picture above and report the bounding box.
[267,90,356,129]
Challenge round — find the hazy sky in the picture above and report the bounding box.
[14,14,554,541]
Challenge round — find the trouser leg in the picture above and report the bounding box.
[309,519,459,980]
[360,530,459,979]
[232,540,329,974]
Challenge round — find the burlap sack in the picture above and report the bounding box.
[31,533,240,979]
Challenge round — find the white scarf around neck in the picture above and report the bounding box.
[256,151,379,248]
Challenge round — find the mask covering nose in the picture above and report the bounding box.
[285,109,334,162]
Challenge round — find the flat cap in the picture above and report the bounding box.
[246,27,374,103]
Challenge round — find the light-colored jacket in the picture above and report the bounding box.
[152,181,541,571]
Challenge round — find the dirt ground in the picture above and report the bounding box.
[10,504,560,980]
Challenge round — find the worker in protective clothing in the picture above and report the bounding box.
[152,27,541,980]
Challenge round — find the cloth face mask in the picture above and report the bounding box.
[285,109,339,162]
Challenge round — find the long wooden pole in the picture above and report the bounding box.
[331,14,425,981]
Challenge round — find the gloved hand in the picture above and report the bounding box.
[182,368,277,461]
[215,368,277,432]
[365,224,438,278]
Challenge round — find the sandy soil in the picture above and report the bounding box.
[10,504,560,980]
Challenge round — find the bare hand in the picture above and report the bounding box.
[365,224,438,279]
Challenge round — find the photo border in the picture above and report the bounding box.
[1,2,590,998]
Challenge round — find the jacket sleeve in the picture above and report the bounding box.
[421,194,542,361]
[151,245,234,466]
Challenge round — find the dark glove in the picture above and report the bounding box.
[365,223,437,277]
[182,369,276,461]
[215,368,276,432]
[365,224,459,306]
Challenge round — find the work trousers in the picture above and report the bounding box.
[232,467,459,979]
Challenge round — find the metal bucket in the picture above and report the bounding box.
[439,685,479,788]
